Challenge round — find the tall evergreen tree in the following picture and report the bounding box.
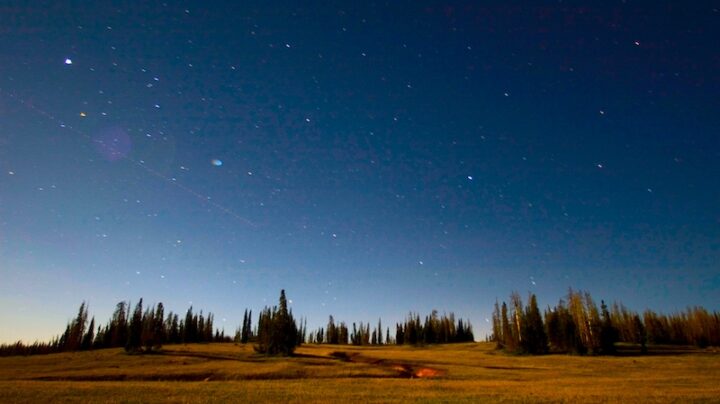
[81,317,95,350]
[599,300,618,354]
[62,302,88,351]
[520,294,548,354]
[126,299,143,352]
[141,305,156,351]
[154,303,165,347]
[183,307,195,343]
[377,318,383,345]
[254,290,299,355]
[501,302,516,351]
[240,309,250,343]
[327,316,338,344]
[109,301,128,348]
[492,300,502,348]
[632,314,647,354]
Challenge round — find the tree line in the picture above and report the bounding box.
[0,299,230,356]
[3,289,718,357]
[491,289,720,355]
[305,310,474,345]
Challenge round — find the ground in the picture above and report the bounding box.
[1,342,718,403]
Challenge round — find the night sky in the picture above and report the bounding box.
[1,1,719,343]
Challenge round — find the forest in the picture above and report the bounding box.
[490,289,720,354]
[1,289,718,357]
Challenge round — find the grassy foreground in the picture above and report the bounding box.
[1,342,718,403]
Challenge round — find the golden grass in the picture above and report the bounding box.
[1,342,718,403]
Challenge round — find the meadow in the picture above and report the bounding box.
[1,342,718,403]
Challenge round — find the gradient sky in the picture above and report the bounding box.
[1,1,719,343]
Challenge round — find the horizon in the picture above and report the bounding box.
[1,1,719,344]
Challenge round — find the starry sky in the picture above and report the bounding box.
[1,1,719,343]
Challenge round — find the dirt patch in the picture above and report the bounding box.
[331,351,445,378]
[414,367,443,378]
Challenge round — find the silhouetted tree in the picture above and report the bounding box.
[240,309,252,343]
[377,318,383,345]
[254,290,299,355]
[632,314,647,353]
[81,317,95,350]
[109,301,129,348]
[126,299,143,352]
[492,300,502,348]
[500,302,516,351]
[520,294,547,354]
[183,307,196,343]
[599,300,618,354]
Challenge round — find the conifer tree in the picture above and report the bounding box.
[62,302,88,351]
[492,300,502,348]
[126,299,143,352]
[240,309,250,343]
[340,322,350,344]
[183,307,195,343]
[81,317,95,350]
[520,294,547,354]
[254,290,298,355]
[377,318,383,345]
[599,300,618,354]
[141,305,156,351]
[327,316,338,344]
[632,314,647,353]
[109,301,128,348]
[501,302,516,351]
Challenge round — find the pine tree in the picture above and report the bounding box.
[81,317,95,350]
[339,322,349,345]
[62,302,88,351]
[126,299,143,352]
[395,323,405,345]
[632,314,647,354]
[545,306,560,351]
[240,309,250,343]
[492,300,502,348]
[254,290,298,355]
[109,302,129,348]
[500,302,516,351]
[198,312,206,342]
[599,300,618,354]
[327,316,338,344]
[377,318,383,345]
[141,305,156,352]
[521,294,547,354]
[204,312,214,342]
[183,307,195,343]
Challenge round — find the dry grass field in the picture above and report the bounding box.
[1,342,718,403]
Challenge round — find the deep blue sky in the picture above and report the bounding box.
[1,1,719,343]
